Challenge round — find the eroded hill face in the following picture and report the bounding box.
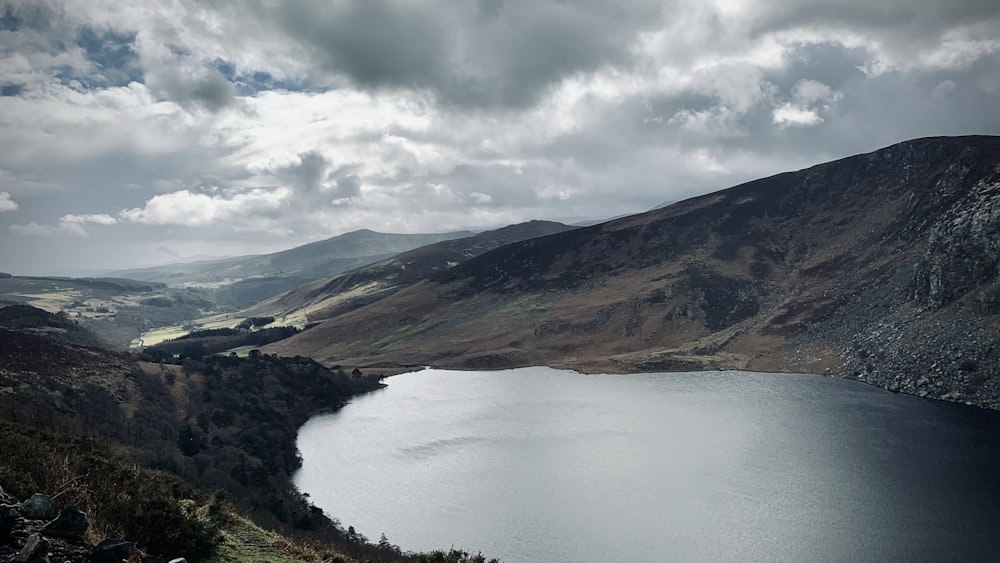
[264,136,1000,408]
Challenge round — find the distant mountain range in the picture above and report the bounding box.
[262,136,1000,409]
[108,229,474,308]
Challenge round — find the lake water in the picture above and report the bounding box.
[294,367,1000,562]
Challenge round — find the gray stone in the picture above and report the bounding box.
[0,505,19,540]
[0,483,14,504]
[18,493,57,520]
[90,538,133,563]
[14,532,48,562]
[43,506,89,539]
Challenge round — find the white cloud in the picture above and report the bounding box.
[772,104,823,127]
[120,188,288,227]
[469,192,493,205]
[771,79,842,128]
[60,213,118,225]
[0,192,18,212]
[9,213,119,239]
[791,79,840,106]
[54,213,118,237]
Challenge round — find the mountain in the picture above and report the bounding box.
[264,136,1000,409]
[246,220,577,323]
[107,229,474,307]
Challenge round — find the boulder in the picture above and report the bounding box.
[0,506,19,540]
[43,506,89,539]
[13,532,48,562]
[18,493,57,520]
[90,538,133,563]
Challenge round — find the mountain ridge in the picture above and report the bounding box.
[264,135,1000,408]
[107,229,474,286]
[246,220,577,323]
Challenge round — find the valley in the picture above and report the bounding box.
[2,135,999,562]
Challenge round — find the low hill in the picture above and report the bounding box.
[247,220,577,323]
[264,136,1000,409]
[0,303,106,347]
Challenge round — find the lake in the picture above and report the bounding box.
[294,367,1000,562]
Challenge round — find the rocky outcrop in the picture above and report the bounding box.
[0,490,139,563]
[912,178,1000,310]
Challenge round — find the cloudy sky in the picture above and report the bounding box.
[1,0,998,274]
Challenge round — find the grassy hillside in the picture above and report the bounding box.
[248,221,576,324]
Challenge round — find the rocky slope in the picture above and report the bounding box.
[264,136,1000,409]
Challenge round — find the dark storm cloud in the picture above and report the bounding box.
[273,152,363,202]
[334,175,362,199]
[261,0,663,108]
[279,151,328,193]
[274,1,449,92]
[150,69,235,113]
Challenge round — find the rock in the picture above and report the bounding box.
[90,538,133,563]
[168,559,189,563]
[18,493,57,520]
[0,483,14,504]
[0,505,19,540]
[43,506,89,539]
[14,532,48,562]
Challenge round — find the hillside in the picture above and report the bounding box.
[0,231,478,349]
[248,220,576,323]
[0,329,496,561]
[108,229,473,308]
[0,275,234,349]
[0,303,106,347]
[264,136,1000,409]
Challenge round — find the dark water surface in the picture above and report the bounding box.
[294,368,1000,562]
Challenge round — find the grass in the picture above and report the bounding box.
[206,512,348,563]
[223,345,259,358]
[140,312,309,349]
[139,314,242,347]
[299,281,385,318]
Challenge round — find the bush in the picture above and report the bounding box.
[0,421,221,560]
